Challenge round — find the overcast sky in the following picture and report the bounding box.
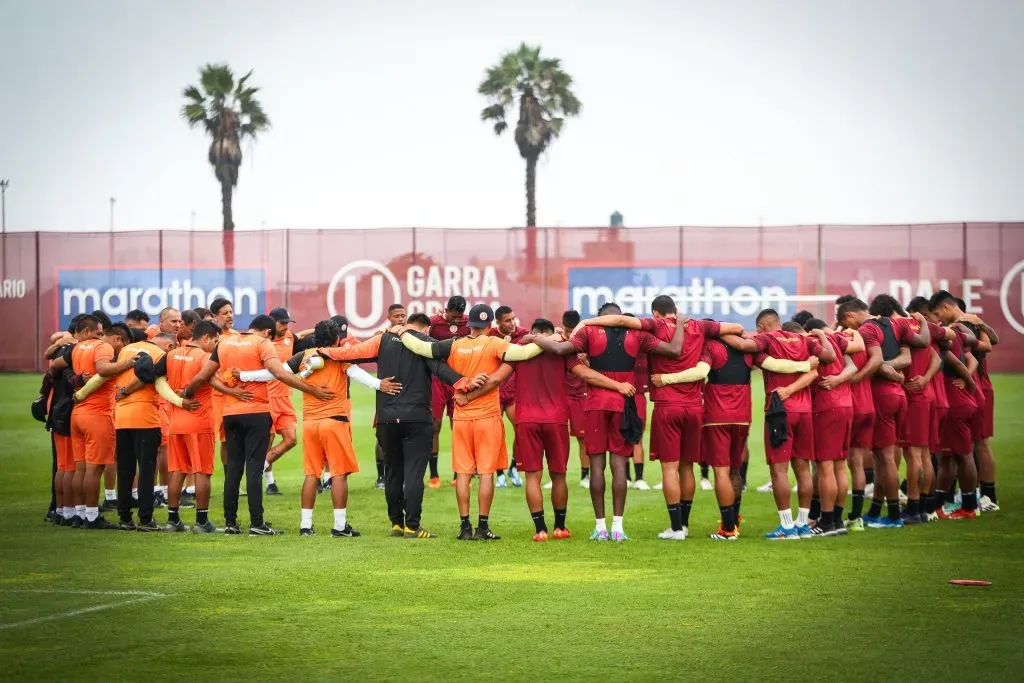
[1,0,1022,232]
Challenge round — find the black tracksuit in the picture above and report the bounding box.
[375,331,463,530]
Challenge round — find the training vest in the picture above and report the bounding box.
[588,327,636,373]
[874,317,901,361]
[942,334,967,378]
[708,344,751,386]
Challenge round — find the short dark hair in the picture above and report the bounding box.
[250,314,276,335]
[531,318,555,334]
[210,298,232,315]
[193,307,213,320]
[407,313,431,327]
[495,306,514,321]
[562,310,581,329]
[192,321,220,340]
[651,295,676,316]
[90,310,112,329]
[181,310,200,328]
[125,309,149,324]
[837,298,868,321]
[791,310,814,326]
[834,294,858,305]
[907,296,930,314]
[104,322,131,344]
[388,304,406,313]
[598,302,621,315]
[869,294,903,318]
[313,319,340,347]
[803,318,827,331]
[446,296,467,313]
[955,297,967,311]
[928,290,957,311]
[76,314,101,334]
[781,321,805,333]
[68,313,86,334]
[755,309,780,326]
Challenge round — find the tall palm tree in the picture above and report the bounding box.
[181,63,269,267]
[479,43,581,270]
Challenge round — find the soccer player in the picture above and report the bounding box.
[374,306,409,490]
[560,311,590,488]
[147,308,183,507]
[179,309,200,343]
[263,307,299,496]
[70,321,134,529]
[490,305,529,489]
[837,296,929,528]
[400,304,544,540]
[183,314,332,535]
[529,302,683,542]
[125,309,150,332]
[907,296,947,520]
[209,297,236,468]
[627,324,651,491]
[428,296,470,485]
[46,316,88,526]
[193,307,214,322]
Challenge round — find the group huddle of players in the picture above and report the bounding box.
[36,286,1000,541]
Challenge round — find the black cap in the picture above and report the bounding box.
[446,296,467,313]
[330,315,349,339]
[467,304,493,329]
[269,307,294,323]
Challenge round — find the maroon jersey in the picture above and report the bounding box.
[943,328,977,409]
[640,317,721,408]
[810,331,851,412]
[428,314,469,341]
[904,320,945,401]
[490,326,529,402]
[633,350,649,395]
[572,326,660,412]
[513,353,581,424]
[565,354,588,401]
[752,330,822,414]
[847,343,874,414]
[700,339,752,424]
[860,317,917,398]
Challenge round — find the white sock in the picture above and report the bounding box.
[104,489,116,501]
[300,508,313,529]
[63,507,74,519]
[264,460,271,473]
[321,473,330,485]
[76,504,86,518]
[158,485,168,496]
[779,509,794,528]
[85,506,99,522]
[797,507,810,526]
[611,516,624,533]
[185,485,196,495]
[265,470,276,486]
[595,518,607,532]
[132,488,139,499]
[334,508,347,530]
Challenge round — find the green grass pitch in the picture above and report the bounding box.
[1,372,1023,681]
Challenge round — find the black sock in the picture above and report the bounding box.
[733,495,743,521]
[496,470,505,477]
[944,489,956,505]
[833,505,844,523]
[700,463,709,479]
[907,498,921,516]
[865,468,875,485]
[196,508,209,525]
[819,510,835,530]
[667,504,683,531]
[634,462,644,481]
[980,481,997,503]
[886,500,900,521]
[168,507,180,524]
[581,467,590,479]
[680,500,693,527]
[899,478,908,495]
[809,495,821,521]
[477,515,489,530]
[554,508,567,530]
[924,496,936,514]
[740,461,749,485]
[867,498,883,518]
[931,454,938,474]
[720,505,736,532]
[375,461,384,479]
[460,515,471,531]
[531,510,547,533]
[962,491,978,512]
[933,490,948,510]
[850,490,865,519]
[429,454,439,478]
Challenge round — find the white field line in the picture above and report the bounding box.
[0,589,170,630]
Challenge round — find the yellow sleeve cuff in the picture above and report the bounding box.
[503,343,542,362]
[74,373,108,402]
[761,357,810,374]
[659,361,711,385]
[155,377,185,408]
[401,333,435,358]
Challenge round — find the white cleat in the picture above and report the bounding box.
[898,490,908,505]
[864,483,875,499]
[980,495,1000,512]
[634,479,651,491]
[543,481,553,490]
[700,478,713,491]
[626,480,635,489]
[756,481,774,493]
[496,474,508,488]
[658,527,688,541]
[653,482,663,490]
[580,477,590,489]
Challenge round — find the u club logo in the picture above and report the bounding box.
[999,259,1024,336]
[326,260,401,337]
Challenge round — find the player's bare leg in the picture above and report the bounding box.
[769,461,795,529]
[578,439,590,487]
[456,473,475,539]
[729,464,744,527]
[630,443,649,489]
[525,470,547,540]
[299,474,319,534]
[710,464,738,538]
[609,454,630,540]
[83,464,114,528]
[815,461,839,535]
[792,458,813,529]
[71,461,87,525]
[550,472,569,537]
[974,439,998,511]
[329,473,357,536]
[165,470,188,531]
[904,445,926,521]
[921,449,935,518]
[190,472,213,531]
[101,466,116,510]
[588,453,608,538]
[265,427,296,494]
[472,472,498,539]
[657,459,685,540]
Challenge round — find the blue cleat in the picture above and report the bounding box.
[765,525,799,541]
[880,517,904,529]
[590,528,610,541]
[796,524,814,539]
[863,515,884,528]
[509,467,523,488]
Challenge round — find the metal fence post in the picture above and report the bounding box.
[35,231,41,372]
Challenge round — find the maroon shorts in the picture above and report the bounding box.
[931,406,948,454]
[635,393,647,432]
[649,404,702,464]
[430,378,455,421]
[584,410,632,457]
[515,422,569,473]
[940,404,977,456]
[872,393,907,449]
[850,412,874,449]
[970,390,986,443]
[568,399,586,439]
[813,408,853,462]
[764,411,813,464]
[702,424,748,469]
[981,387,994,439]
[901,396,933,448]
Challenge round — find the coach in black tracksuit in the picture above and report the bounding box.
[376,313,468,537]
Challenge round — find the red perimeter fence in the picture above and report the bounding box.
[2,223,1023,372]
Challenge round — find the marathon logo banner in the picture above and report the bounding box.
[56,266,266,330]
[567,264,802,329]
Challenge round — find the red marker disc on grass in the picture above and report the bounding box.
[949,580,992,587]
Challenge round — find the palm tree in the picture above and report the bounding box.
[181,63,269,267]
[479,43,581,270]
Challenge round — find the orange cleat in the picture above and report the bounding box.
[552,528,571,540]
[709,526,738,541]
[428,477,441,489]
[532,530,549,542]
[947,508,979,520]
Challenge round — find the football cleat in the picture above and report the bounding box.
[331,524,360,538]
[532,530,549,542]
[164,519,188,532]
[404,527,436,539]
[610,530,630,542]
[947,508,979,520]
[85,516,118,530]
[299,527,316,537]
[457,526,476,541]
[765,525,799,541]
[979,496,1000,513]
[796,524,814,539]
[709,527,738,541]
[496,474,508,489]
[137,520,163,532]
[250,523,283,536]
[589,529,609,541]
[580,477,590,489]
[509,467,523,488]
[700,478,713,491]
[265,483,282,496]
[633,480,651,491]
[428,477,441,489]
[390,524,406,537]
[191,520,217,534]
[552,528,571,540]
[223,524,243,535]
[473,527,501,541]
[657,528,687,541]
[756,481,774,493]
